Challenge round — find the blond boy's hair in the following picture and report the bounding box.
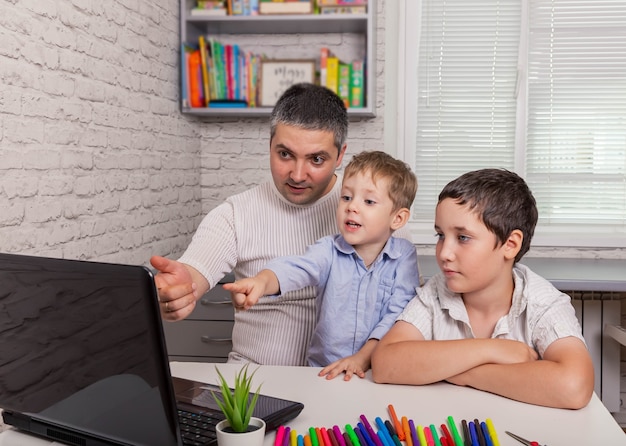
[343,151,417,211]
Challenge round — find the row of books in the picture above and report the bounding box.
[182,37,367,109]
[190,0,366,17]
[320,48,365,108]
[182,38,261,108]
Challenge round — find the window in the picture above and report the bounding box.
[398,0,626,247]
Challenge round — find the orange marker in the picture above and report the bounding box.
[402,416,413,446]
[304,435,312,446]
[388,404,405,441]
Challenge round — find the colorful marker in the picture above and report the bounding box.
[377,430,392,446]
[446,416,463,446]
[485,419,500,446]
[333,425,347,446]
[375,417,394,446]
[355,425,372,446]
[290,429,298,446]
[429,425,442,446]
[304,435,313,446]
[402,417,413,446]
[480,422,493,446]
[275,426,286,446]
[360,415,382,446]
[388,405,405,441]
[282,427,291,446]
[423,425,435,446]
[469,422,479,446]
[298,435,304,446]
[408,419,419,446]
[357,422,376,446]
[440,423,454,446]
[310,427,320,446]
[417,425,428,446]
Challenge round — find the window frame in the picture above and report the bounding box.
[394,0,626,248]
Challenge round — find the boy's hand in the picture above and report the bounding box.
[492,339,539,364]
[222,278,266,310]
[318,355,370,381]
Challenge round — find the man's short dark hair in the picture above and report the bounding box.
[270,83,348,153]
[438,168,538,262]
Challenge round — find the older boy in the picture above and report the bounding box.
[372,168,594,409]
[225,151,420,381]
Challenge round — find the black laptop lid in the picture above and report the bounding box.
[0,253,180,446]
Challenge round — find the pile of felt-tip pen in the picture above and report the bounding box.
[273,404,501,446]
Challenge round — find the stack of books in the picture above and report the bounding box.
[317,0,367,15]
[190,0,228,16]
[259,0,312,15]
[181,37,262,109]
[319,47,365,108]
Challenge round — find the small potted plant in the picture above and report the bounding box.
[211,363,265,445]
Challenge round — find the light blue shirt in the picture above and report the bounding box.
[265,234,420,367]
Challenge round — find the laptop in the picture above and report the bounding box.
[0,252,304,446]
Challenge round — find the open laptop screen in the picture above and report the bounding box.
[0,253,179,445]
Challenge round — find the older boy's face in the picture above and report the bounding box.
[434,198,511,299]
[270,123,345,206]
[336,172,397,255]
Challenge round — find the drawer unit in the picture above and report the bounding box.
[163,275,235,362]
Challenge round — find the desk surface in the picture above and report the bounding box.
[419,254,626,292]
[184,362,624,445]
[1,363,625,446]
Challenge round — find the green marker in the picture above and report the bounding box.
[447,416,464,446]
[309,427,319,446]
[345,424,359,446]
[430,424,442,446]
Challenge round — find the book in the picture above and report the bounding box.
[319,47,330,88]
[326,56,339,94]
[190,7,228,16]
[317,0,367,5]
[198,35,211,106]
[338,62,351,108]
[350,59,364,107]
[259,0,313,14]
[188,50,205,107]
[181,44,196,108]
[319,5,366,14]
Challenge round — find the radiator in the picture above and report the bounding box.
[572,297,621,412]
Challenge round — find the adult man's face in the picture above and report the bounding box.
[270,123,346,206]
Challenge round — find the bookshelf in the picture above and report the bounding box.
[180,0,376,118]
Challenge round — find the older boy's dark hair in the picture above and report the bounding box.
[270,83,348,153]
[438,168,538,262]
[344,151,418,211]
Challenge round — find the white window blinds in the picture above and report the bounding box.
[404,0,626,246]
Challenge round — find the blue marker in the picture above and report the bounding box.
[469,422,479,446]
[375,417,394,446]
[480,422,494,446]
[377,430,392,446]
[357,422,376,446]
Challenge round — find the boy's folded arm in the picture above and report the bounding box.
[446,336,594,409]
[372,322,538,385]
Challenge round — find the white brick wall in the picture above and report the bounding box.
[0,0,202,265]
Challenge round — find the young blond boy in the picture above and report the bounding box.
[224,151,420,381]
[372,168,594,409]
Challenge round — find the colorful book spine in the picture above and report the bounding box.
[319,47,330,88]
[350,59,365,107]
[326,56,339,94]
[338,62,351,108]
[198,35,211,106]
[180,44,194,108]
[188,50,205,107]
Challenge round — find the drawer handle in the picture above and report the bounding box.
[200,298,232,306]
[201,336,232,344]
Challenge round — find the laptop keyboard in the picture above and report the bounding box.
[177,408,223,446]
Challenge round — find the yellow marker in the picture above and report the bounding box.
[417,424,428,446]
[290,429,298,446]
[402,416,413,446]
[486,419,500,446]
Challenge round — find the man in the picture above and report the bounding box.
[150,83,348,366]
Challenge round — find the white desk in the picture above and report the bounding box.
[1,362,625,445]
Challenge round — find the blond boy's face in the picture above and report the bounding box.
[434,198,512,299]
[336,171,399,256]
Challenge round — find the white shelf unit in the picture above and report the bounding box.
[180,0,376,118]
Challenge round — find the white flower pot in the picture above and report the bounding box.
[215,417,266,446]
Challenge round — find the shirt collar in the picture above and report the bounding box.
[333,235,405,261]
